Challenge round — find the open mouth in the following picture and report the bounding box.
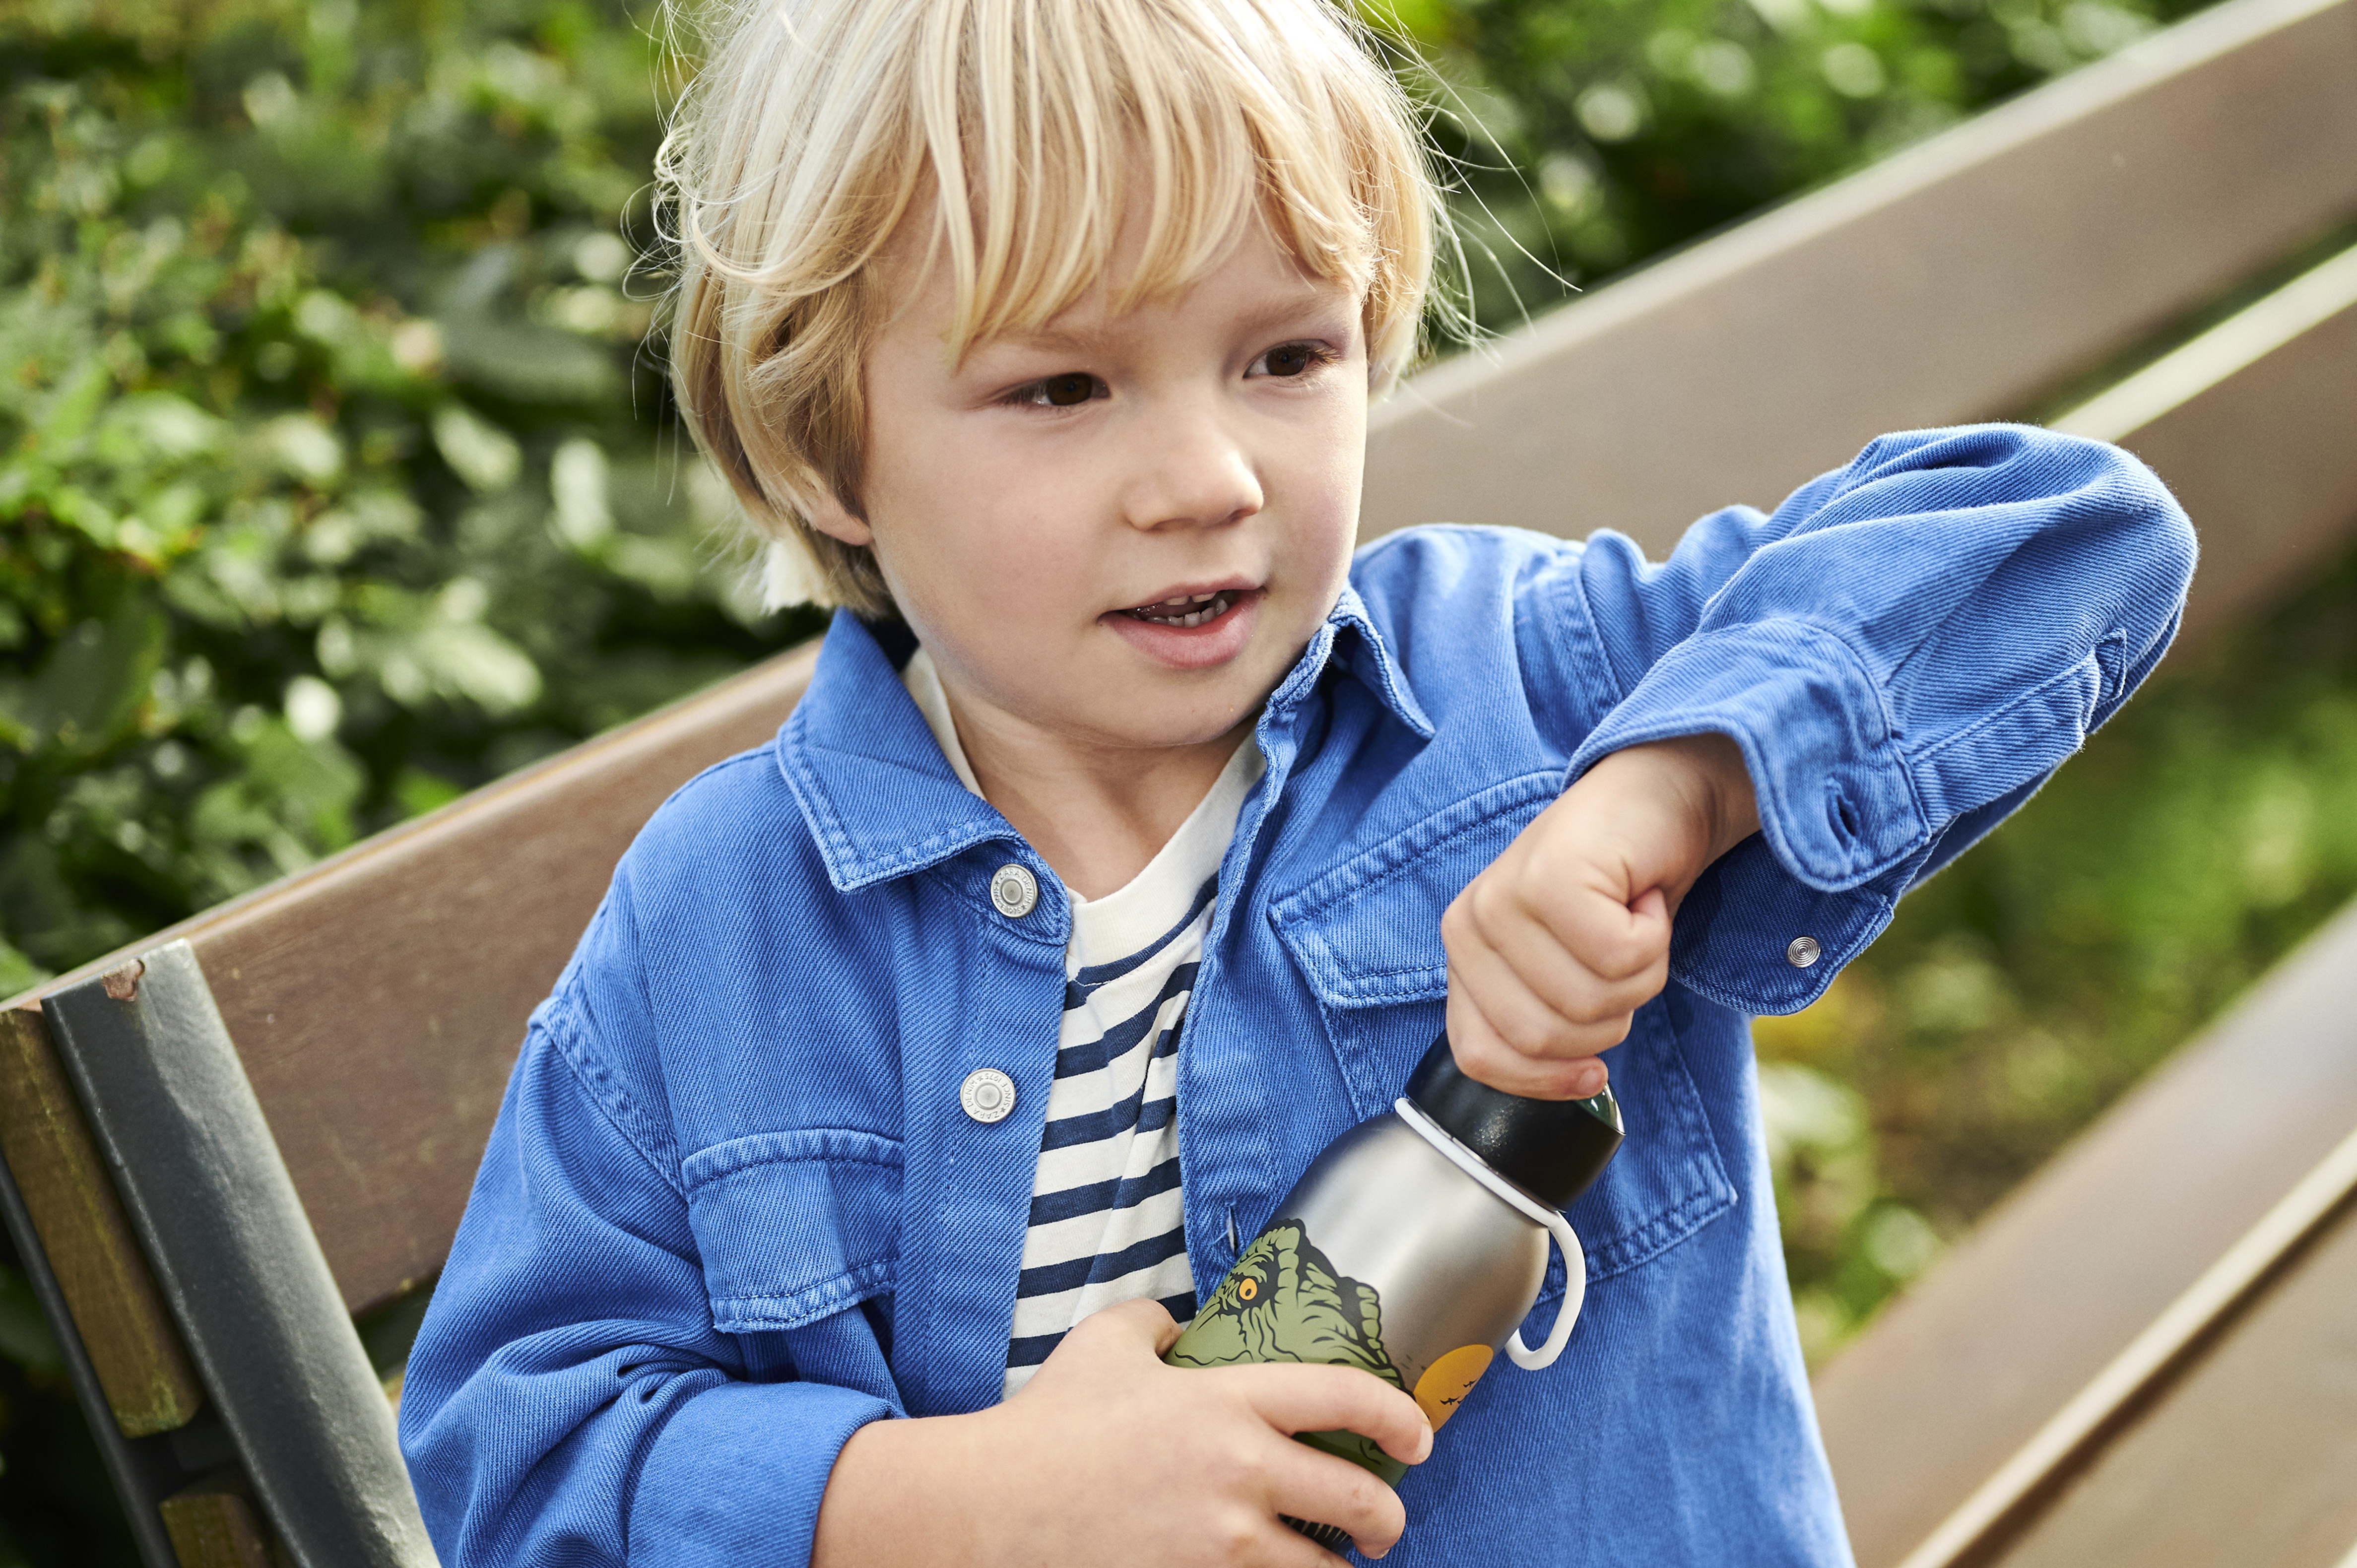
[1122,590,1242,630]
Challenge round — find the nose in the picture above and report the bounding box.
[1118,395,1263,532]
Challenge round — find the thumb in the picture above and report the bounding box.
[1089,1296,1185,1357]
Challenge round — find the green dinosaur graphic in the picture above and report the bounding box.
[1165,1219,1410,1486]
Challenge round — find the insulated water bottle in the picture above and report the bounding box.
[1164,1034,1624,1547]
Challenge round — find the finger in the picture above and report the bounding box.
[1231,1363,1433,1467]
[1442,933,1636,1064]
[1498,850,1675,986]
[1447,981,1614,1098]
[1449,988,1611,1099]
[1064,1296,1181,1358]
[1452,885,1666,1041]
[1450,852,1670,1005]
[1256,1436,1410,1562]
[1443,891,1642,1050]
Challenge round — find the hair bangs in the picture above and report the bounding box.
[917,0,1413,370]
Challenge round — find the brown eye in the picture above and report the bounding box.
[1263,344,1315,377]
[1042,372,1094,406]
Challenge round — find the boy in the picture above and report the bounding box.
[398,0,2196,1562]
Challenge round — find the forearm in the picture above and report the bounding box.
[812,1414,993,1568]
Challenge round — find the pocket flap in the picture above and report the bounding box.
[682,1128,902,1332]
[1270,772,1560,1008]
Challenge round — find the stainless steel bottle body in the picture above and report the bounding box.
[1277,1111,1549,1398]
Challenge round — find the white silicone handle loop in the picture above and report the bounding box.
[1506,1205,1585,1371]
[1392,1099,1589,1372]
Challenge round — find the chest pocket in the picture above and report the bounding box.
[1268,772,1736,1293]
[681,1128,903,1333]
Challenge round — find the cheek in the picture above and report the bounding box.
[1278,396,1366,584]
[868,447,1104,649]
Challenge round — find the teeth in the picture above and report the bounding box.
[1128,590,1234,627]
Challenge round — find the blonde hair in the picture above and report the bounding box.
[658,0,1442,618]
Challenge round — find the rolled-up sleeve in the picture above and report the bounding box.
[1559,424,2195,1013]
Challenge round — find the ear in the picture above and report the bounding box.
[800,484,874,548]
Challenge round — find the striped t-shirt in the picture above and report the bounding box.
[901,649,1263,1397]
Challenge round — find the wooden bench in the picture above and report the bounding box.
[3,0,2352,1558]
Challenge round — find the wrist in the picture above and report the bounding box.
[1590,733,1760,877]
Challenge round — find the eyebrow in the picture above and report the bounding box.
[982,290,1356,359]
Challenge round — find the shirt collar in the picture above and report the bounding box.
[776,593,1432,893]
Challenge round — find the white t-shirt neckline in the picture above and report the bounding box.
[901,646,1266,971]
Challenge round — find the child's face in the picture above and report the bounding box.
[809,217,1367,760]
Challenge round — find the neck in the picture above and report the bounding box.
[942,698,1251,900]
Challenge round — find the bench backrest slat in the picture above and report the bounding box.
[1976,1189,2357,1567]
[28,644,818,1316]
[1359,0,2357,563]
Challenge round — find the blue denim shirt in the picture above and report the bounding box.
[400,426,2194,1567]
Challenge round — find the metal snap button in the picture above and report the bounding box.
[960,1067,1016,1124]
[1786,935,1823,969]
[989,863,1039,918]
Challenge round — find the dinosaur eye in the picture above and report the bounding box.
[1237,1278,1259,1302]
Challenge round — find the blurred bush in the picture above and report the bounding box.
[0,1,819,1553]
[0,0,822,1007]
[1370,0,2213,321]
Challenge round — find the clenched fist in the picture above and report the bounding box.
[1442,734,1760,1099]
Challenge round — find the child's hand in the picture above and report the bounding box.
[812,1299,1433,1567]
[1442,734,1760,1099]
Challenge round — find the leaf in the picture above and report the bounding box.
[431,404,522,492]
[95,392,227,466]
[32,358,111,455]
[261,413,345,488]
[0,936,51,1002]
[15,596,167,756]
[440,317,622,406]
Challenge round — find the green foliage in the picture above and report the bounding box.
[1374,0,2208,320]
[0,0,821,998]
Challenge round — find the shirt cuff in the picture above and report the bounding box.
[1563,619,1931,1015]
[1670,839,1899,1014]
[633,1377,891,1568]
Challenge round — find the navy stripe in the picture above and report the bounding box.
[1007,1329,1066,1369]
[1016,1225,1189,1299]
[1053,964,1194,1080]
[1064,876,1218,1001]
[1028,1151,1184,1227]
[1041,1088,1174,1151]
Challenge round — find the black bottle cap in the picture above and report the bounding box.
[1404,1034,1624,1210]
